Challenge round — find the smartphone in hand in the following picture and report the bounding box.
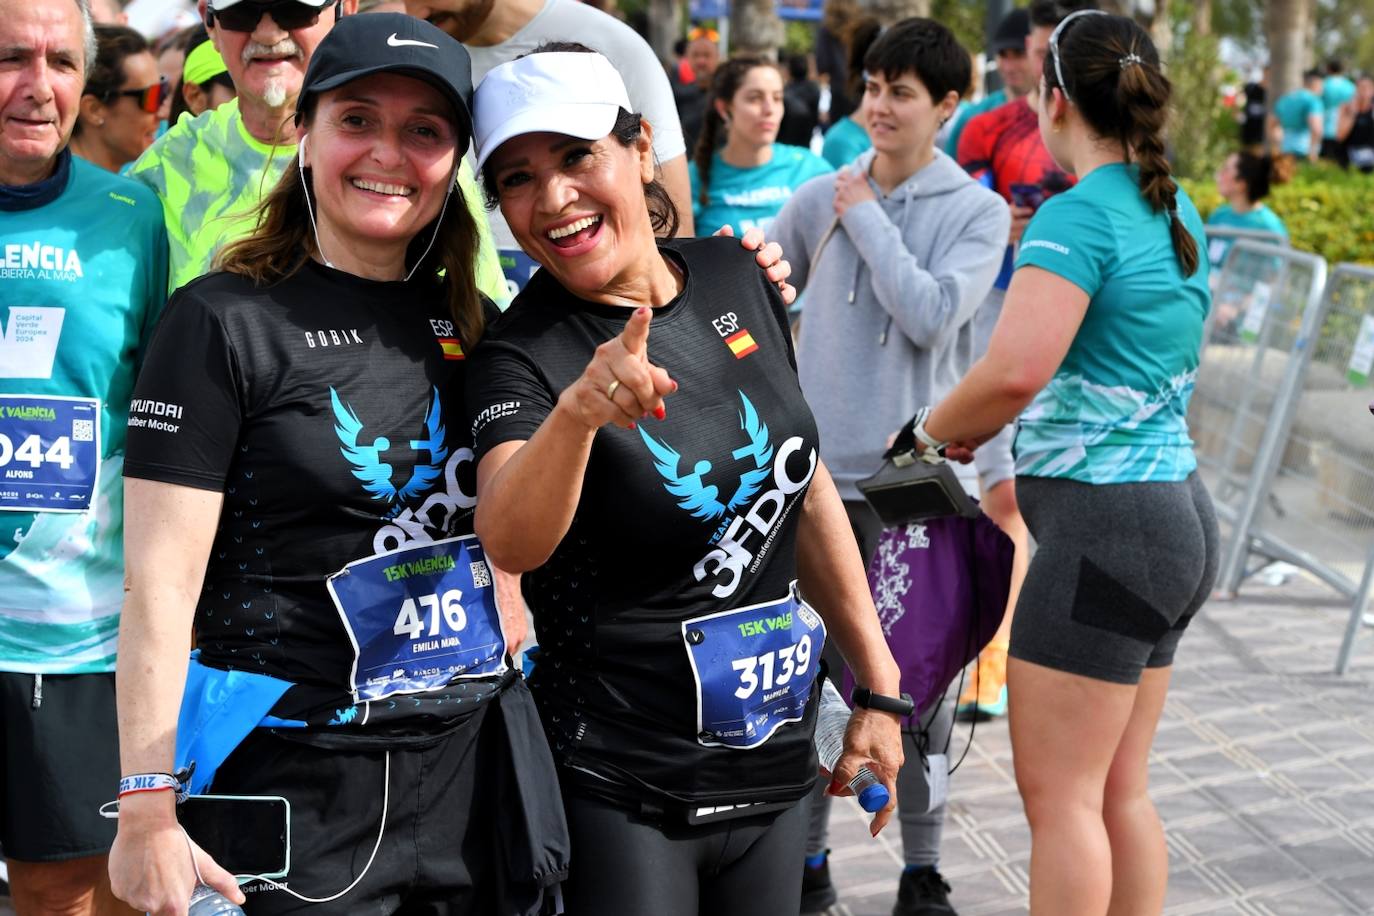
[1010,182,1045,211]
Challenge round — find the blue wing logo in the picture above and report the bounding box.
[330,387,449,516]
[637,391,774,523]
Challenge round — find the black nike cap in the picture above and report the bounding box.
[296,12,474,154]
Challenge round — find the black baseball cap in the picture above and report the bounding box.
[990,8,1031,54]
[296,12,474,154]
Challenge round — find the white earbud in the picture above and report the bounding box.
[298,133,335,270]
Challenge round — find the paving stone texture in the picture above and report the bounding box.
[818,575,1374,916]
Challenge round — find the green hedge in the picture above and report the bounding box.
[1182,163,1374,267]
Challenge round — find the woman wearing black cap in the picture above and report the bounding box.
[109,15,567,915]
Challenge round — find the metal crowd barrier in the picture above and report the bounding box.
[1190,242,1329,535]
[1187,248,1374,672]
[1203,224,1289,273]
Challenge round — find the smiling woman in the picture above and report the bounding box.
[108,13,568,916]
[463,44,905,916]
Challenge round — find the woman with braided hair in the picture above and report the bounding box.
[904,11,1218,914]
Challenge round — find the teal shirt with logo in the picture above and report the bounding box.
[1013,163,1211,485]
[0,157,168,672]
[689,144,833,236]
[1204,203,1288,268]
[1274,89,1324,155]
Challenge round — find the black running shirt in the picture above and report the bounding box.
[467,237,823,808]
[125,261,503,738]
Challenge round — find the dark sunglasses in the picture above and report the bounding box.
[207,0,339,33]
[104,77,170,114]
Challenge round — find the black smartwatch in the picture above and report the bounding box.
[851,686,916,717]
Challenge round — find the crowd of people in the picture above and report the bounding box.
[1,0,1223,915]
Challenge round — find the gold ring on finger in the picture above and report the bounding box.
[606,379,621,400]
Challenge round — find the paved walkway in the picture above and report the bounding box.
[820,574,1374,916]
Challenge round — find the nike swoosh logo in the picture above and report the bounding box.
[387,33,438,49]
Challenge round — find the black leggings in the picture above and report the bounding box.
[560,794,806,916]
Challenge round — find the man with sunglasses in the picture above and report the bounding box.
[129,0,352,294]
[129,0,506,298]
[0,0,168,913]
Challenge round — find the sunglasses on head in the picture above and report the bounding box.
[1048,8,1108,104]
[105,77,170,114]
[207,0,338,33]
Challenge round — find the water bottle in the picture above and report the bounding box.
[189,884,245,915]
[814,678,890,813]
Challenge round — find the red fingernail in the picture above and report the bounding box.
[637,306,649,317]
[628,422,636,430]
[828,779,843,795]
[654,405,666,421]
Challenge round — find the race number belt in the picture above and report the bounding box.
[0,394,100,512]
[327,534,506,703]
[682,583,826,750]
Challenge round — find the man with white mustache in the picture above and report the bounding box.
[128,0,508,298]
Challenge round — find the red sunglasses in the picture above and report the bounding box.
[105,77,170,114]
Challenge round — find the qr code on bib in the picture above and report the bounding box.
[72,419,94,442]
[470,560,492,588]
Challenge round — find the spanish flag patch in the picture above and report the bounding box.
[438,338,465,360]
[725,329,758,359]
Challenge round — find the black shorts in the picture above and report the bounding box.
[0,671,120,862]
[1010,472,1219,685]
[560,792,806,916]
[218,705,501,915]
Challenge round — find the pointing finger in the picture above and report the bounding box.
[619,306,653,357]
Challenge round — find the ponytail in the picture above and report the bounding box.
[692,56,775,208]
[1045,14,1199,277]
[1116,58,1198,277]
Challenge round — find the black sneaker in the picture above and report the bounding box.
[893,867,957,916]
[800,854,838,914]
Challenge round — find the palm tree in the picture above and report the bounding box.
[730,0,783,58]
[1266,0,1310,101]
[859,0,929,21]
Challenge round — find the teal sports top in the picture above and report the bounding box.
[690,144,834,235]
[1274,89,1323,155]
[1013,163,1211,485]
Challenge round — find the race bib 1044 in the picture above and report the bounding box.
[0,394,100,512]
[327,534,506,703]
[683,583,826,750]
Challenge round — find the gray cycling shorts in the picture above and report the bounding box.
[1009,472,1220,685]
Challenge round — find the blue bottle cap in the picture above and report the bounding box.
[858,783,889,813]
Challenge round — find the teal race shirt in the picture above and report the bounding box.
[820,116,871,170]
[690,144,833,235]
[1274,89,1323,155]
[0,153,168,673]
[1013,163,1210,485]
[1204,203,1288,268]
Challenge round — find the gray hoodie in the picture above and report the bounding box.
[770,147,1010,500]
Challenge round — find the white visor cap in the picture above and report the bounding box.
[474,51,634,172]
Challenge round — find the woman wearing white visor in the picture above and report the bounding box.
[465,45,905,915]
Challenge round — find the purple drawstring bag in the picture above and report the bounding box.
[844,514,1014,721]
